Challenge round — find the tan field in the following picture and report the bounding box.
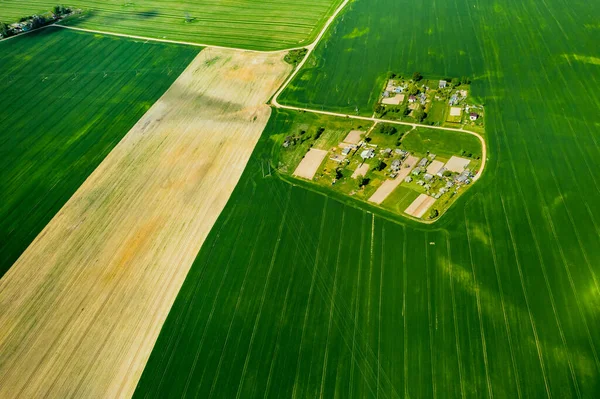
[0,48,290,398]
[293,148,328,179]
[426,160,445,175]
[343,130,364,144]
[352,163,370,178]
[405,194,437,218]
[368,155,418,204]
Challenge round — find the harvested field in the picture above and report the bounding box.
[343,129,364,144]
[368,155,418,204]
[445,155,471,172]
[0,48,290,398]
[404,193,436,218]
[382,94,403,105]
[293,149,328,179]
[449,106,462,116]
[426,160,445,175]
[352,163,370,178]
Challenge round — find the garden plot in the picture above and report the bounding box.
[293,149,328,179]
[404,193,436,218]
[444,155,471,172]
[0,48,290,399]
[368,155,418,204]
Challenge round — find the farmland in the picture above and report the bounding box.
[0,0,342,50]
[0,48,290,397]
[135,0,600,397]
[0,27,198,278]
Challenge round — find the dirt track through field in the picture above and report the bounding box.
[0,48,290,399]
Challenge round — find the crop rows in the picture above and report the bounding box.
[0,27,199,277]
[0,0,342,50]
[137,0,600,393]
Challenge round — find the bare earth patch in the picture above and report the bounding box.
[404,194,436,218]
[450,106,462,116]
[352,163,370,178]
[382,94,403,105]
[343,130,365,144]
[444,155,471,173]
[426,160,444,175]
[368,155,418,204]
[293,148,328,179]
[0,48,290,398]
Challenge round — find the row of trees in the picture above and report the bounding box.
[0,5,71,38]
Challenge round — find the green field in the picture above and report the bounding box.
[401,127,482,160]
[0,27,199,277]
[0,0,341,50]
[136,0,600,396]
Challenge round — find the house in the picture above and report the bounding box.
[439,80,447,89]
[446,181,454,188]
[391,159,402,172]
[360,148,375,159]
[412,167,423,176]
[428,153,436,160]
[418,158,428,167]
[449,94,458,105]
[418,93,427,104]
[382,148,392,156]
[342,146,352,156]
[436,167,447,178]
[395,148,408,157]
[405,176,413,183]
[470,112,479,121]
[408,95,416,103]
[383,91,390,98]
[394,87,404,93]
[423,173,434,182]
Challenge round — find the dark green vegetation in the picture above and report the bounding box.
[0,0,342,50]
[137,0,600,396]
[284,48,309,67]
[0,27,199,277]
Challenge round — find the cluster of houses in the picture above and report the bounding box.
[1,8,74,39]
[406,154,474,198]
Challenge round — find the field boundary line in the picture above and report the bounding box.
[290,198,328,399]
[425,233,437,398]
[318,209,346,399]
[235,185,292,399]
[446,231,466,399]
[499,197,552,398]
[480,200,523,399]
[349,212,367,397]
[463,197,494,399]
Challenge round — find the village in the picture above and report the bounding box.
[374,72,485,131]
[0,6,76,39]
[284,119,482,221]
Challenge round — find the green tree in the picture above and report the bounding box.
[407,83,418,96]
[335,167,343,180]
[413,106,426,122]
[429,209,439,219]
[412,71,423,81]
[0,22,8,37]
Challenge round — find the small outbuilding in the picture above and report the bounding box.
[470,112,479,121]
[439,80,447,89]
